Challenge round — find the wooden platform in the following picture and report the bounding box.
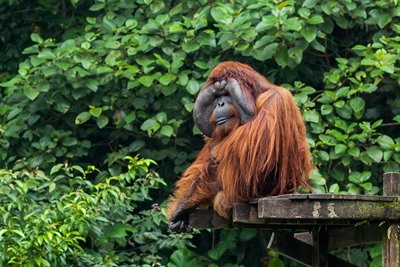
[188,172,400,267]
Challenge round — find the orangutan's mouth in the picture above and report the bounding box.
[216,116,233,125]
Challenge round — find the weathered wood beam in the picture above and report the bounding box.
[312,229,328,267]
[382,223,400,267]
[187,173,400,267]
[257,197,400,221]
[294,223,384,250]
[382,172,400,267]
[233,203,264,224]
[189,209,230,229]
[270,232,357,267]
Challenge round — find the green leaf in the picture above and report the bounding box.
[160,125,174,137]
[208,230,237,260]
[359,171,371,183]
[367,146,383,163]
[126,19,138,28]
[302,0,318,8]
[178,73,189,86]
[89,106,102,118]
[23,87,40,100]
[334,144,347,154]
[168,248,203,267]
[141,119,158,131]
[105,39,121,49]
[106,223,137,238]
[283,17,302,31]
[90,3,104,11]
[156,112,167,123]
[298,7,311,18]
[254,42,279,61]
[349,97,365,113]
[348,186,360,195]
[159,73,176,85]
[161,85,177,96]
[349,172,362,184]
[96,115,109,129]
[288,47,303,64]
[124,112,136,124]
[187,79,200,95]
[49,182,56,193]
[308,15,324,25]
[377,13,391,28]
[197,31,216,47]
[31,33,43,43]
[310,170,326,185]
[63,137,78,146]
[360,182,373,191]
[348,147,360,157]
[255,16,278,32]
[254,35,274,49]
[81,41,91,50]
[275,45,289,68]
[182,40,200,53]
[75,112,91,125]
[336,104,352,119]
[317,150,330,161]
[377,135,395,149]
[103,16,116,32]
[239,229,257,242]
[150,0,165,13]
[138,76,154,87]
[303,110,320,123]
[301,26,317,42]
[155,53,170,68]
[352,45,366,51]
[37,50,56,59]
[0,229,8,240]
[321,104,333,115]
[194,61,209,70]
[211,6,232,24]
[267,256,285,267]
[42,66,58,77]
[329,183,340,193]
[50,163,64,174]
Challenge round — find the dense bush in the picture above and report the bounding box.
[1,0,400,266]
[0,156,191,266]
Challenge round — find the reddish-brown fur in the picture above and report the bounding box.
[167,61,312,219]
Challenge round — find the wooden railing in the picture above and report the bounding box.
[189,172,400,267]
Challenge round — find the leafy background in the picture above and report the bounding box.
[0,0,399,266]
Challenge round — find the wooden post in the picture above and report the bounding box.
[312,228,328,267]
[382,172,400,267]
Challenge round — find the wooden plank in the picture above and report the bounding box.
[189,209,230,229]
[275,193,397,201]
[308,194,397,202]
[382,172,400,267]
[234,203,357,227]
[270,232,357,267]
[271,232,312,266]
[294,223,383,250]
[276,194,309,199]
[232,203,265,224]
[258,198,400,220]
[382,223,400,267]
[312,229,328,267]
[383,172,400,197]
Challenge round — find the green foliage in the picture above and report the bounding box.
[1,0,399,190]
[1,0,400,266]
[0,156,190,266]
